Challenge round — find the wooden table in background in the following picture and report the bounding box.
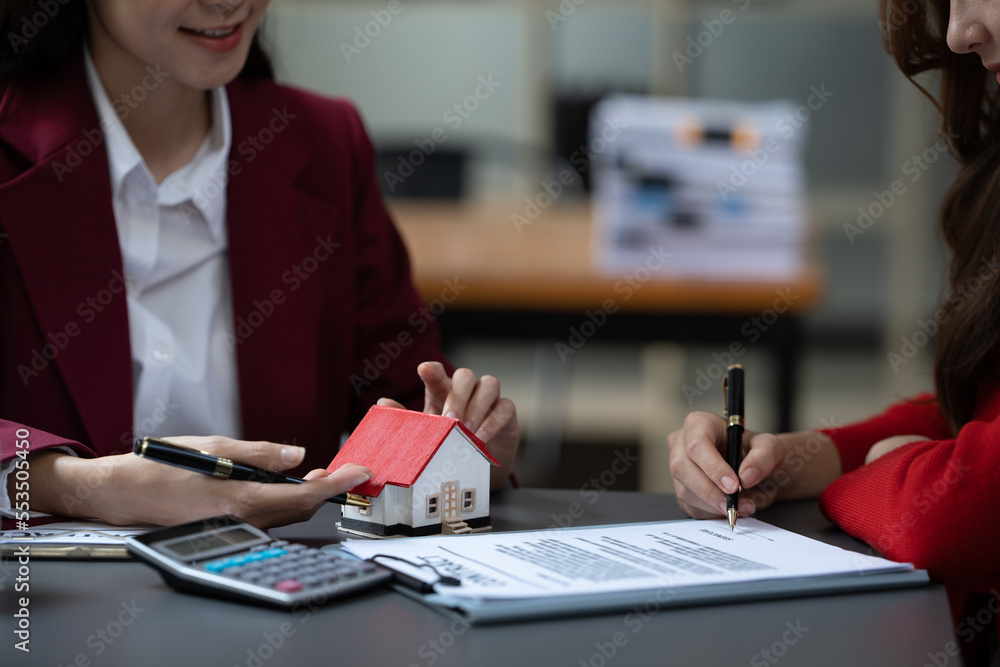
[391,200,824,438]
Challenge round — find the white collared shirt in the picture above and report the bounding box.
[82,49,242,444]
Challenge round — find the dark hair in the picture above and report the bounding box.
[880,0,1000,432]
[0,0,273,78]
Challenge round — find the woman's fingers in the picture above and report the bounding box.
[669,412,787,519]
[166,435,306,471]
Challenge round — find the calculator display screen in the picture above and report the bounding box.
[163,528,259,558]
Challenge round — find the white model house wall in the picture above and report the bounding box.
[409,431,492,531]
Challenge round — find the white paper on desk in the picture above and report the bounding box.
[1,520,152,545]
[341,519,912,601]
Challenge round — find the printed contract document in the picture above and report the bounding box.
[341,519,926,623]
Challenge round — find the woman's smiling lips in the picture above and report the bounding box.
[178,22,244,52]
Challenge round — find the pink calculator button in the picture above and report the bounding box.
[273,579,302,592]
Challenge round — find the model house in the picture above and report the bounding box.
[328,406,500,538]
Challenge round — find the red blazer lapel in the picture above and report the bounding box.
[224,81,337,445]
[0,52,133,454]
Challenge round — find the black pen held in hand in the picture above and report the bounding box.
[133,437,370,508]
[723,364,745,531]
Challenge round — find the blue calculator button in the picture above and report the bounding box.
[261,548,286,558]
[205,560,230,573]
[245,552,265,562]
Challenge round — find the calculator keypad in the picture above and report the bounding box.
[203,543,381,594]
[128,518,391,608]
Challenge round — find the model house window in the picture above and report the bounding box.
[358,503,371,516]
[462,488,476,512]
[426,493,440,518]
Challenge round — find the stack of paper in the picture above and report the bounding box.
[590,96,809,279]
[341,519,925,623]
[1,520,151,559]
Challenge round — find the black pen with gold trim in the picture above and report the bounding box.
[723,364,745,531]
[133,436,370,508]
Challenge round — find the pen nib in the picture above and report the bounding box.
[727,508,737,532]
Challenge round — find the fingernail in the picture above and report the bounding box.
[740,467,758,488]
[445,410,458,419]
[281,446,304,465]
[376,398,389,406]
[721,475,738,494]
[718,500,728,515]
[351,471,372,486]
[739,499,756,515]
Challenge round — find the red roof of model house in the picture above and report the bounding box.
[327,406,501,497]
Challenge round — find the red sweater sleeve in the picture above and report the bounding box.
[818,392,951,473]
[818,394,1000,586]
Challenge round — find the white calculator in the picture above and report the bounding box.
[126,516,391,608]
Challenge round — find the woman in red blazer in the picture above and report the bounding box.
[0,0,518,527]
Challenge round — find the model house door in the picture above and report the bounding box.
[441,481,459,519]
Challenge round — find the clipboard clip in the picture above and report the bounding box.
[367,554,461,591]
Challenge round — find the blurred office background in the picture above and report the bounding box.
[266,0,954,491]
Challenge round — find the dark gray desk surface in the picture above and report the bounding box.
[2,489,958,667]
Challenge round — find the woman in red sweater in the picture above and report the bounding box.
[668,0,999,659]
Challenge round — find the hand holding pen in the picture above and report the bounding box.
[24,434,373,528]
[134,437,371,507]
[668,365,841,523]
